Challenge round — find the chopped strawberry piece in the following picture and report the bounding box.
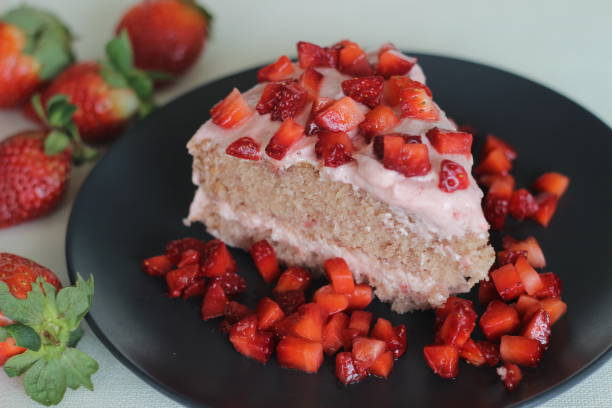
[182,278,206,299]
[438,160,470,193]
[257,55,295,82]
[273,290,306,315]
[324,257,355,294]
[490,264,525,301]
[373,133,431,177]
[224,301,252,324]
[482,134,517,161]
[256,80,308,122]
[304,97,334,135]
[530,193,559,227]
[341,76,385,109]
[423,345,459,379]
[346,284,373,310]
[521,308,551,348]
[265,119,304,160]
[369,350,394,378]
[314,131,355,167]
[256,297,285,330]
[398,85,439,121]
[296,41,336,69]
[313,285,349,315]
[435,298,477,348]
[211,270,246,296]
[514,256,544,295]
[435,296,473,329]
[426,128,473,156]
[229,315,274,364]
[322,312,350,355]
[377,49,416,78]
[460,338,486,367]
[201,282,229,320]
[314,97,366,133]
[496,250,528,267]
[0,338,26,366]
[177,249,200,267]
[277,336,324,373]
[274,267,311,293]
[515,295,541,316]
[476,340,501,367]
[540,297,567,325]
[166,264,199,298]
[348,311,372,336]
[338,41,374,77]
[165,238,209,264]
[226,137,261,161]
[509,189,539,220]
[358,105,399,142]
[210,88,253,129]
[201,239,236,278]
[292,303,325,342]
[250,240,280,283]
[475,149,512,175]
[298,68,323,101]
[352,337,386,370]
[335,351,368,385]
[142,254,173,276]
[479,280,501,305]
[370,318,407,358]
[503,236,546,268]
[478,173,516,189]
[498,362,523,391]
[479,300,520,341]
[533,172,569,197]
[500,335,542,367]
[483,192,509,230]
[341,328,362,351]
[384,76,432,106]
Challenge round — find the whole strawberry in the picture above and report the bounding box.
[0,6,74,107]
[117,0,212,76]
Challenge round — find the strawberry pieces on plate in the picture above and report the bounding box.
[274,267,311,293]
[498,362,523,391]
[500,335,542,367]
[423,345,459,379]
[322,312,350,355]
[229,315,274,364]
[335,351,368,384]
[277,336,324,373]
[479,300,520,341]
[324,257,355,294]
[250,239,280,283]
[313,285,349,315]
[370,318,407,359]
[532,172,569,197]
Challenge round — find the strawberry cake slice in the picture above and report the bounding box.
[186,40,495,312]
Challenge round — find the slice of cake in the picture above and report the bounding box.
[186,40,495,312]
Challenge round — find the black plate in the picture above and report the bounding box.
[66,53,612,408]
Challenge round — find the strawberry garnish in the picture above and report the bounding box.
[377,49,416,78]
[277,336,324,373]
[515,294,542,316]
[498,362,523,391]
[370,318,407,359]
[477,340,501,367]
[478,279,501,306]
[256,297,285,330]
[532,172,569,197]
[521,308,551,348]
[530,193,559,227]
[313,285,349,315]
[475,149,512,175]
[369,350,394,378]
[483,176,514,230]
[533,272,562,299]
[373,133,431,177]
[322,312,349,355]
[479,300,520,341]
[211,88,253,129]
[256,80,308,122]
[438,160,470,193]
[299,68,323,101]
[337,41,374,77]
[265,119,304,160]
[226,137,261,160]
[426,127,473,156]
[500,335,542,367]
[508,188,539,220]
[358,105,399,142]
[482,134,517,161]
[223,301,251,324]
[435,297,477,348]
[296,41,337,69]
[502,236,546,268]
[314,96,366,133]
[314,131,355,167]
[292,303,326,342]
[335,351,368,384]
[274,267,311,293]
[165,264,199,298]
[141,255,173,276]
[478,173,515,189]
[496,250,528,267]
[398,84,439,121]
[345,284,373,310]
[258,55,294,82]
[342,328,362,351]
[341,76,385,108]
[229,315,274,364]
[250,239,280,283]
[201,282,229,320]
[210,270,247,296]
[324,257,356,294]
[351,337,386,370]
[348,311,373,336]
[305,97,334,135]
[460,338,486,367]
[201,239,236,277]
[273,290,306,315]
[384,76,432,106]
[165,237,209,264]
[490,263,525,301]
[423,345,459,379]
[540,297,567,325]
[514,256,544,296]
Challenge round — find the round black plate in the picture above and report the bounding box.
[66,54,612,408]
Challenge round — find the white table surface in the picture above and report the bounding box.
[1,0,610,406]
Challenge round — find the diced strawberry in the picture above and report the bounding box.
[277,336,324,373]
[256,80,308,122]
[533,172,569,197]
[177,249,200,267]
[503,236,546,268]
[314,131,355,167]
[322,312,350,355]
[496,250,528,267]
[479,300,520,341]
[335,351,368,385]
[201,282,229,320]
[540,297,567,325]
[211,270,246,296]
[490,264,525,301]
[500,335,542,367]
[299,68,323,100]
[313,285,349,315]
[434,296,474,329]
[479,279,501,305]
[201,239,236,278]
[370,318,407,359]
[142,254,173,276]
[498,362,523,391]
[369,350,394,378]
[478,173,516,189]
[398,85,439,121]
[377,42,397,58]
[210,88,253,129]
[341,76,384,109]
[265,119,304,160]
[530,193,559,227]
[274,267,311,293]
[292,303,326,342]
[297,41,336,69]
[0,338,26,366]
[460,338,486,367]
[223,301,252,324]
[384,76,432,106]
[273,290,306,315]
[348,311,372,336]
[352,337,386,370]
[482,134,517,161]
[358,105,399,142]
[182,278,206,299]
[226,137,261,161]
[165,238,209,264]
[342,328,362,351]
[377,49,416,78]
[515,294,540,316]
[373,133,431,177]
[438,160,470,193]
[483,192,509,230]
[475,149,512,175]
[521,307,551,348]
[314,96,366,133]
[476,340,501,367]
[229,315,274,364]
[304,97,334,136]
[514,256,544,295]
[256,297,285,330]
[426,128,473,156]
[258,55,295,82]
[346,284,373,310]
[338,41,374,77]
[435,298,477,348]
[509,189,539,220]
[166,264,199,298]
[324,257,355,294]
[423,345,459,379]
[250,239,280,283]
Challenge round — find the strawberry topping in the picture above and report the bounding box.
[210,88,253,129]
[265,119,304,160]
[226,137,261,161]
[341,76,385,108]
[438,160,470,193]
[256,80,308,122]
[258,55,295,82]
[373,133,431,177]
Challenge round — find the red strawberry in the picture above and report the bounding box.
[478,173,515,189]
[324,257,355,294]
[351,337,386,370]
[496,250,528,267]
[460,338,486,367]
[490,263,525,301]
[514,256,544,296]
[479,300,520,341]
[322,312,349,355]
[500,335,542,367]
[273,290,306,315]
[345,284,373,310]
[478,279,501,305]
[223,302,251,327]
[509,189,539,220]
[226,137,261,160]
[435,296,474,328]
[211,88,253,129]
[291,303,326,342]
[256,80,308,122]
[335,351,368,384]
[498,362,523,391]
[0,253,62,299]
[369,350,394,378]
[426,128,473,156]
[0,337,27,367]
[314,131,355,167]
[164,237,209,264]
[384,76,432,106]
[250,239,280,283]
[533,272,562,299]
[377,49,416,78]
[337,41,374,77]
[358,105,399,142]
[530,193,559,227]
[313,285,349,315]
[210,270,246,296]
[533,172,569,197]
[273,267,311,293]
[483,176,514,230]
[201,239,235,277]
[299,68,323,101]
[116,0,211,76]
[482,134,517,161]
[277,336,324,373]
[342,328,362,351]
[256,297,285,330]
[438,160,470,193]
[0,7,74,107]
[540,297,567,325]
[373,133,431,177]
[423,344,459,379]
[314,96,366,133]
[502,236,546,268]
[370,318,407,359]
[177,249,200,267]
[265,119,304,160]
[341,76,385,109]
[521,308,551,348]
[348,311,373,336]
[201,282,228,320]
[515,294,542,316]
[475,149,512,175]
[296,41,337,69]
[304,97,334,135]
[477,340,501,367]
[257,55,294,82]
[435,298,477,348]
[398,85,439,121]
[229,315,274,364]
[141,254,174,276]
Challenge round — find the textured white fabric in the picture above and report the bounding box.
[0,0,610,406]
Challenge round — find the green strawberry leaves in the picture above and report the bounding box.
[0,275,99,406]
